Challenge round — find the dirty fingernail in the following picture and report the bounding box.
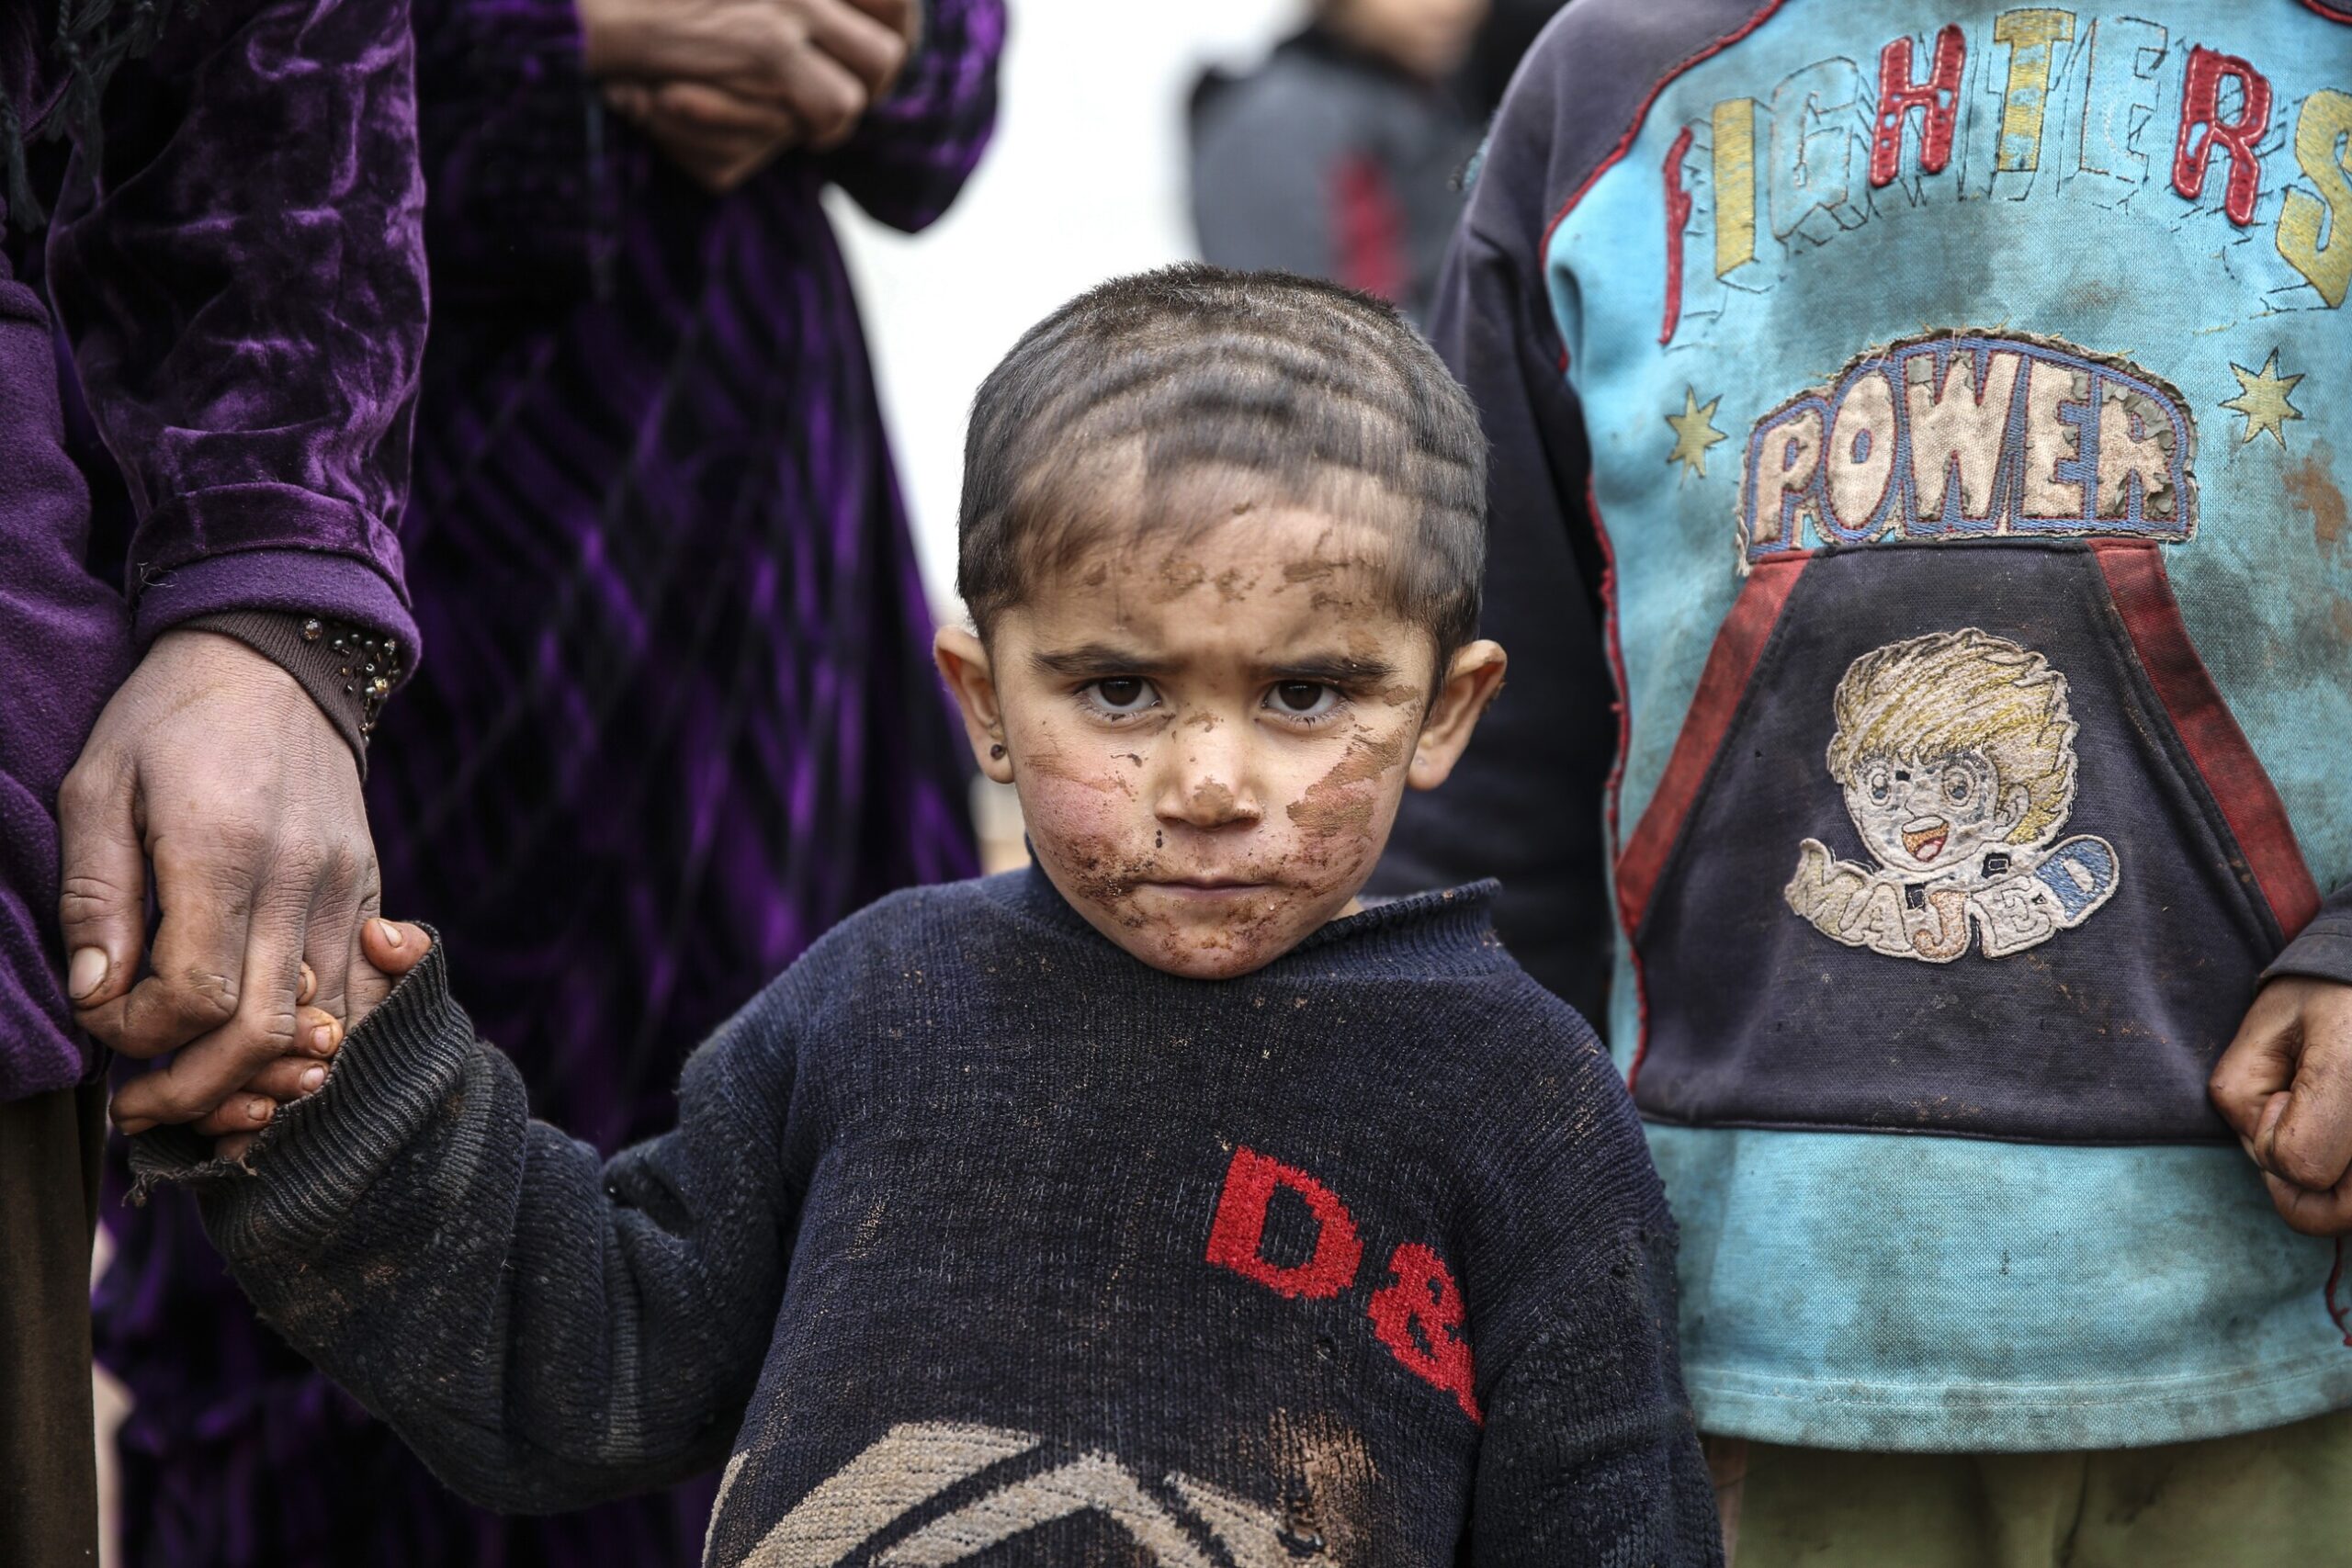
[300,1065,326,1092]
[247,1097,273,1123]
[377,919,404,948]
[68,946,107,1000]
[311,1023,334,1054]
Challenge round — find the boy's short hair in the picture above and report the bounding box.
[956,265,1488,660]
[1825,628,2079,847]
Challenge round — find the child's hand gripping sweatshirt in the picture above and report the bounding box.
[131,871,1721,1565]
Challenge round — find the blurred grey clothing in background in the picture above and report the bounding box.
[1190,25,1482,323]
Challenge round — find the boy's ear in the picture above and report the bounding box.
[933,626,1015,784]
[1408,639,1507,791]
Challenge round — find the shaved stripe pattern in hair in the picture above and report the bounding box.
[956,265,1487,659]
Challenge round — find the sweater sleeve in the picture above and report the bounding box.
[814,0,1005,234]
[1367,171,1618,1022]
[1448,991,1719,1563]
[126,941,803,1514]
[2267,883,2352,987]
[1467,1224,1722,1567]
[41,0,427,655]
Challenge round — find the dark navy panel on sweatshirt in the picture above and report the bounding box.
[1632,541,2278,1144]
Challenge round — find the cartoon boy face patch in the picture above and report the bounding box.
[1785,629,2120,963]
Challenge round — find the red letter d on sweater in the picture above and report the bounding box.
[1205,1146,1364,1300]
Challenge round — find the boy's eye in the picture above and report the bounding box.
[1085,678,1157,715]
[1267,682,1340,718]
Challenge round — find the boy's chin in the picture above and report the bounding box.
[1076,894,1340,981]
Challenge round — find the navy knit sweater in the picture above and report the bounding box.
[133,870,1719,1565]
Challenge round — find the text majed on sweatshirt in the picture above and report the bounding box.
[132,871,1722,1566]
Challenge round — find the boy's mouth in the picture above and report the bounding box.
[1901,818,1950,863]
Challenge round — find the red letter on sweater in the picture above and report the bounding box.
[1204,1147,1363,1301]
[1870,26,1966,187]
[1365,1243,1482,1424]
[2173,46,2273,226]
[1660,125,1695,346]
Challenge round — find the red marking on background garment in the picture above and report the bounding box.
[2091,542,2320,938]
[1205,1146,1364,1300]
[2301,0,2352,23]
[1660,126,1695,346]
[2172,47,2273,226]
[1333,154,1409,305]
[1615,556,1809,944]
[1366,1243,1483,1424]
[1870,25,1966,187]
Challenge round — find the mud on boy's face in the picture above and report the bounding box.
[938,508,1499,979]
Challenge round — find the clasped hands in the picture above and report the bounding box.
[582,0,921,193]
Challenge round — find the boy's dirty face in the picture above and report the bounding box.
[938,506,1502,979]
[1843,748,2026,880]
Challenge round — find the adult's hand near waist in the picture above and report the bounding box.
[59,629,379,1137]
[583,0,920,190]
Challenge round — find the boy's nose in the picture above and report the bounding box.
[1155,739,1261,830]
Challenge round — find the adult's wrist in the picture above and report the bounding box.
[178,612,407,774]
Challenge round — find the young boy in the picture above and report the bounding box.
[128,267,1724,1566]
[1374,1,2352,1562]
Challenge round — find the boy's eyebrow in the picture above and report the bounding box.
[1259,653,1398,684]
[1030,642,1172,677]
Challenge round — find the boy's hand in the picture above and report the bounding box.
[203,920,434,1162]
[2211,976,2352,1235]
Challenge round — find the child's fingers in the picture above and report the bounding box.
[215,1131,257,1163]
[191,1091,277,1140]
[2209,979,2305,1137]
[296,961,318,1007]
[241,1055,331,1103]
[297,1004,344,1058]
[358,919,432,976]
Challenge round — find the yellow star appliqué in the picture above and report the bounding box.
[2222,351,2305,449]
[1665,388,1728,479]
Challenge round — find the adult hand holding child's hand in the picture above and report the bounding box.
[2211,976,2352,1235]
[209,919,434,1163]
[63,632,378,1139]
[584,0,919,191]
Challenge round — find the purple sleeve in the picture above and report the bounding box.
[815,0,1006,234]
[2267,884,2352,987]
[40,0,428,655]
[411,0,621,304]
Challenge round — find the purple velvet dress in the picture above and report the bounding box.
[92,2,1002,1561]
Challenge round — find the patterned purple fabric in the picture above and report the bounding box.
[93,2,1003,1561]
[0,0,426,1101]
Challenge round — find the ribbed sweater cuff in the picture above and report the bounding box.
[126,935,473,1258]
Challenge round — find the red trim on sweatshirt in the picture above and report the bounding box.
[2092,541,2321,940]
[1614,555,1806,942]
[1588,479,1649,1077]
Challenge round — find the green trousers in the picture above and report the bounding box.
[1712,1406,2352,1568]
[1,1080,107,1567]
